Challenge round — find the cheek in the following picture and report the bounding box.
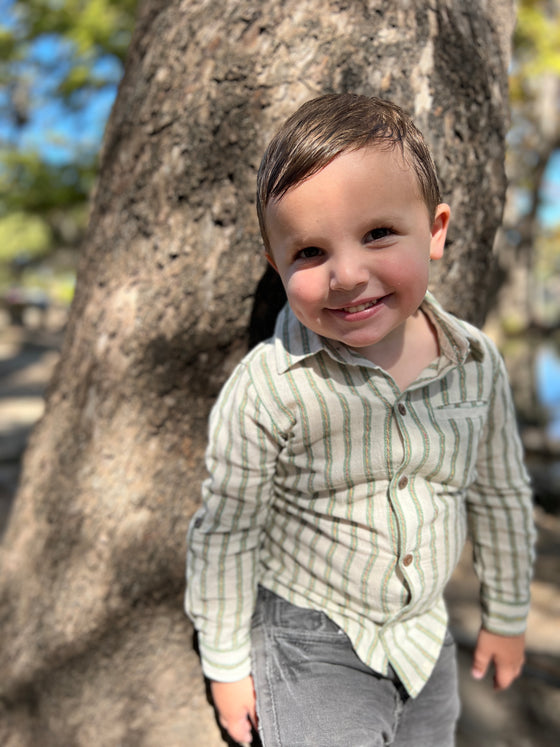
[286,272,324,305]
[386,253,429,288]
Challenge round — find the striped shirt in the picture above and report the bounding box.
[185,293,534,697]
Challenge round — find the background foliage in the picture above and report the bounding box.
[504,0,560,326]
[0,0,137,295]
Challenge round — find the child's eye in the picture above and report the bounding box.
[364,227,393,242]
[295,246,322,260]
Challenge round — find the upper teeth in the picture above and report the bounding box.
[343,300,378,313]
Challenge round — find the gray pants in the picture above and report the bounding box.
[250,587,460,747]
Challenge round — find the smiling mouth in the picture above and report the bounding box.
[339,298,381,313]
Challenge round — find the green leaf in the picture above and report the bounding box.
[0,211,52,262]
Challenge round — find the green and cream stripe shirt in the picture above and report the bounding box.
[186,294,534,697]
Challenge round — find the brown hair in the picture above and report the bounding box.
[257,93,442,252]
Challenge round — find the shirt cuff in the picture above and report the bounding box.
[197,637,253,682]
[480,596,531,636]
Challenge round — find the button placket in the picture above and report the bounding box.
[391,396,414,580]
[392,400,409,491]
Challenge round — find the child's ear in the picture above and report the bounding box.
[265,251,278,272]
[429,203,451,261]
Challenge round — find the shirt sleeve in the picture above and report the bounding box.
[466,343,536,636]
[185,358,283,681]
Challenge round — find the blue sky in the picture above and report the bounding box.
[12,35,122,163]
[0,1,123,165]
[540,150,560,228]
[537,346,560,440]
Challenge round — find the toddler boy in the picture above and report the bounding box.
[186,94,535,746]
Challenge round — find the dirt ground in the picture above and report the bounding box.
[1,317,559,747]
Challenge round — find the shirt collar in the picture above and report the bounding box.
[421,292,485,364]
[273,292,484,375]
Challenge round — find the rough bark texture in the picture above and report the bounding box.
[0,1,515,745]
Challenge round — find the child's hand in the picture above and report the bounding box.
[210,675,257,745]
[471,628,526,690]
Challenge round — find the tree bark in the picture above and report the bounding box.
[0,1,515,744]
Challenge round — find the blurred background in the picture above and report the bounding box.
[0,0,136,527]
[0,1,558,745]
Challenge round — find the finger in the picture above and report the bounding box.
[471,648,490,681]
[494,670,512,691]
[248,701,258,730]
[493,663,522,691]
[225,716,253,744]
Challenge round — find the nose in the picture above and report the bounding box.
[329,251,369,291]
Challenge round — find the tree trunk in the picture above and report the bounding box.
[0,1,515,744]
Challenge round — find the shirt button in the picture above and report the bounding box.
[398,403,406,416]
[398,475,409,489]
[403,554,414,567]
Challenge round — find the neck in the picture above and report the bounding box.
[357,310,439,391]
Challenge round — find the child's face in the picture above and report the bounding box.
[264,146,450,361]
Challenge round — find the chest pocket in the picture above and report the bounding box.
[432,401,488,487]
